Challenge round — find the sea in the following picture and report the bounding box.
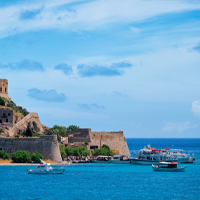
[0,138,200,200]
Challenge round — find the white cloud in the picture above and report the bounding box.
[1,0,200,38]
[162,121,190,132]
[192,100,200,116]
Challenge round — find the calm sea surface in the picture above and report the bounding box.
[0,138,200,200]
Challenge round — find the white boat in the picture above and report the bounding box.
[91,155,112,163]
[152,162,186,172]
[108,155,130,164]
[27,160,65,174]
[130,145,177,165]
[130,145,195,165]
[168,149,195,163]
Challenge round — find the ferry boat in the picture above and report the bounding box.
[27,160,65,174]
[130,145,195,164]
[152,162,186,172]
[168,149,195,163]
[130,145,176,165]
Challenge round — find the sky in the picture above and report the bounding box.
[0,0,200,138]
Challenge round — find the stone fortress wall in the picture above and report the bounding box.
[9,112,44,137]
[66,129,130,156]
[0,79,9,98]
[0,135,62,162]
[90,131,130,156]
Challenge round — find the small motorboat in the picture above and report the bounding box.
[27,160,65,174]
[108,155,131,164]
[152,162,186,172]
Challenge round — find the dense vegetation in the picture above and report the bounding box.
[0,150,10,160]
[12,150,31,163]
[91,145,114,156]
[12,150,44,163]
[21,121,40,137]
[7,102,29,116]
[48,125,80,141]
[0,97,5,106]
[31,152,44,163]
[59,145,90,159]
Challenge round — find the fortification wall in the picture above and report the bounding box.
[90,131,130,156]
[0,135,62,162]
[9,112,44,137]
[68,128,91,143]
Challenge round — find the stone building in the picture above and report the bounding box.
[0,107,24,127]
[64,128,130,156]
[0,79,9,98]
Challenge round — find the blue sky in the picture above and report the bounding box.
[0,0,200,138]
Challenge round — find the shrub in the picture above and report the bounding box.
[0,97,5,106]
[66,125,80,132]
[7,103,29,116]
[84,142,89,145]
[59,145,66,159]
[3,153,10,160]
[32,121,40,132]
[65,147,73,157]
[15,135,20,138]
[101,144,110,150]
[91,145,114,157]
[82,149,90,157]
[0,150,10,160]
[32,133,40,137]
[31,152,44,163]
[12,150,31,163]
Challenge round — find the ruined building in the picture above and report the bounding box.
[0,78,44,136]
[0,79,9,98]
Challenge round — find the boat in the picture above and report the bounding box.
[108,155,131,164]
[168,149,195,163]
[130,145,177,165]
[152,162,186,172]
[27,160,65,174]
[130,145,195,164]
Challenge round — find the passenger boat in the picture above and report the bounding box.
[168,149,195,163]
[152,162,186,172]
[27,160,65,174]
[108,155,130,164]
[130,145,176,165]
[130,145,195,165]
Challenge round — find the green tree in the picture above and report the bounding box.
[59,144,66,160]
[0,150,10,160]
[31,152,44,163]
[82,149,90,157]
[84,142,89,145]
[25,122,32,137]
[65,147,73,157]
[72,148,80,157]
[91,149,101,156]
[66,125,80,131]
[101,144,110,150]
[12,150,31,163]
[0,97,5,106]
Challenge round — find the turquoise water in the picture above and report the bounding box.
[1,139,200,200]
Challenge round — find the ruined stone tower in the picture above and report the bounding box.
[0,79,9,98]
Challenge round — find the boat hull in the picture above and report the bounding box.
[27,169,65,174]
[152,166,185,172]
